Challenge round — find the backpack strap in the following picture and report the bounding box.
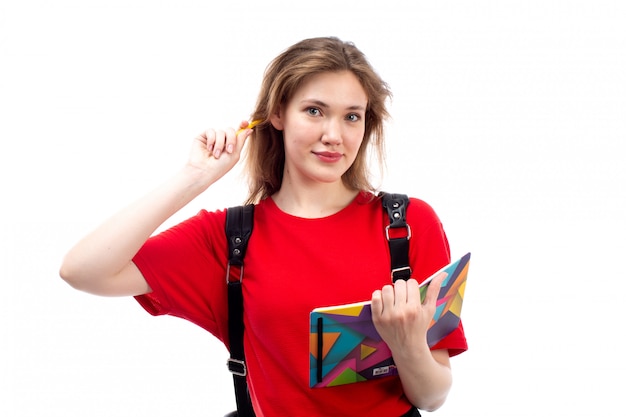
[381,193,412,282]
[225,204,256,417]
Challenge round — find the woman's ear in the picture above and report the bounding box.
[269,107,284,131]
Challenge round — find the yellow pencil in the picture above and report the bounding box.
[236,119,262,135]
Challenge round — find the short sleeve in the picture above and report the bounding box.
[132,209,230,343]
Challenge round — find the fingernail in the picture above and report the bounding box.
[227,144,234,153]
[214,149,221,158]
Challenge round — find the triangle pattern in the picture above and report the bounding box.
[309,332,341,360]
[328,367,367,387]
[360,344,377,360]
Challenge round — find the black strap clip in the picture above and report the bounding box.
[381,193,412,282]
[225,205,255,284]
[227,358,247,377]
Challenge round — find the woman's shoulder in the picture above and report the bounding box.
[185,207,228,224]
[406,196,443,227]
[160,208,228,243]
[407,195,439,214]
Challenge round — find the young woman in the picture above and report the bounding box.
[60,37,467,417]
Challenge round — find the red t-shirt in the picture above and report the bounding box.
[134,192,467,417]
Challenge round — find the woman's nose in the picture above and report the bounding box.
[321,118,342,145]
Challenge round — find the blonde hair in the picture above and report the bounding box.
[244,37,392,204]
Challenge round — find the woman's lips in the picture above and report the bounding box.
[313,151,343,162]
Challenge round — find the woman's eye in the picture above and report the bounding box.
[346,113,361,122]
[307,107,321,116]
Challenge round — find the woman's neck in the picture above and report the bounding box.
[271,181,359,218]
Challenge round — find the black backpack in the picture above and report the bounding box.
[223,193,417,417]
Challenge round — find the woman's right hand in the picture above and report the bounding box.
[188,120,253,184]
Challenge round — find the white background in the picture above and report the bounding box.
[1,1,625,416]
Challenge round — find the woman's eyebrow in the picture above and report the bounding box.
[300,99,366,111]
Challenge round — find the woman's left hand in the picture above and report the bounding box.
[371,272,452,411]
[371,272,447,351]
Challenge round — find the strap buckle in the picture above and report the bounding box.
[385,224,412,241]
[226,263,244,284]
[226,358,247,377]
[391,265,412,280]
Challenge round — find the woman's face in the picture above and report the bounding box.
[270,71,368,188]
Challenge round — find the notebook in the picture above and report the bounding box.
[309,252,471,388]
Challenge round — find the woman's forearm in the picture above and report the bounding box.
[393,347,452,411]
[59,166,212,294]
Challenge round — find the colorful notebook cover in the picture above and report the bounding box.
[309,252,470,388]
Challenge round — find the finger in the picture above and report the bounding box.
[380,284,395,312]
[405,278,421,306]
[393,279,408,306]
[224,127,237,154]
[424,271,447,307]
[212,129,227,158]
[371,290,383,317]
[201,129,216,153]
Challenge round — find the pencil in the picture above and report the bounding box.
[236,119,262,135]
